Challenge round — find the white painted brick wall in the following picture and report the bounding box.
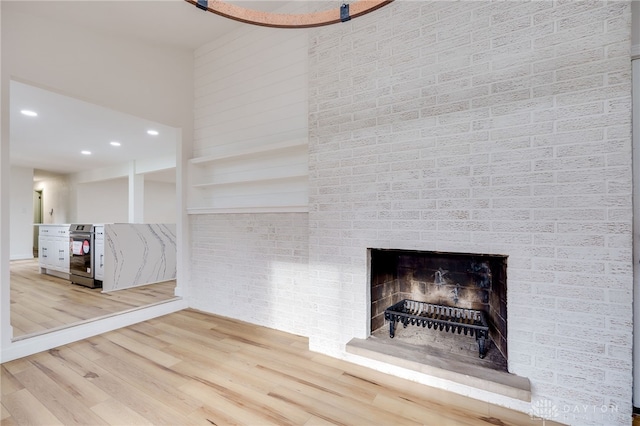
[308,1,633,424]
[189,213,309,337]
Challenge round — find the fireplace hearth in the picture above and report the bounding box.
[370,248,508,372]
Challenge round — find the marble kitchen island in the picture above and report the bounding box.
[102,223,176,292]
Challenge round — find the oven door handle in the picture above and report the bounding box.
[70,233,93,239]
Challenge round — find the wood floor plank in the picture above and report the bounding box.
[10,259,177,337]
[178,380,283,426]
[1,401,11,420]
[48,345,192,425]
[335,367,494,425]
[230,338,352,382]
[1,388,63,426]
[314,351,495,417]
[117,323,171,350]
[268,384,376,425]
[69,365,191,424]
[233,349,379,405]
[149,323,243,356]
[488,403,552,426]
[0,365,24,396]
[94,354,201,416]
[13,362,109,425]
[372,392,482,426]
[160,330,244,363]
[89,335,190,391]
[174,357,315,425]
[172,353,274,395]
[263,364,423,426]
[60,338,106,362]
[180,309,310,352]
[30,356,111,408]
[8,310,54,335]
[1,358,32,376]
[186,404,244,425]
[1,309,567,426]
[99,328,183,367]
[303,415,342,426]
[91,399,154,426]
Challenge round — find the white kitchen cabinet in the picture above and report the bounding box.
[38,225,69,275]
[38,234,52,269]
[52,237,68,271]
[187,139,309,214]
[94,226,105,282]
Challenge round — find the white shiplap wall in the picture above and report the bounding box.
[194,33,308,156]
[190,17,309,213]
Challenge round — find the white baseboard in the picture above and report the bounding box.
[9,254,34,261]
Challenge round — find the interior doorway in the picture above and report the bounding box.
[33,190,42,257]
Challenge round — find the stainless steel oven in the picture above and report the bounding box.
[69,224,99,288]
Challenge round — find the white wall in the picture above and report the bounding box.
[9,166,33,260]
[0,1,9,353]
[632,58,640,408]
[632,1,639,57]
[75,178,129,224]
[29,174,175,226]
[144,180,176,224]
[0,5,193,359]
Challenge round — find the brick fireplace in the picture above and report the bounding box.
[190,1,635,424]
[303,1,633,423]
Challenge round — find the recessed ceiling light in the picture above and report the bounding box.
[81,150,91,155]
[110,141,121,147]
[147,129,159,136]
[20,109,38,117]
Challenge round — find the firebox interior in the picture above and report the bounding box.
[369,248,508,372]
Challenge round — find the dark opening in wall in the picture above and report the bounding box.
[370,249,508,367]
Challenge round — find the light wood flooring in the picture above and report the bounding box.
[1,309,566,425]
[10,259,177,338]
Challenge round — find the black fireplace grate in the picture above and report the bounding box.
[384,299,489,358]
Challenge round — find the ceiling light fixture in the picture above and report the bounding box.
[20,109,38,117]
[81,150,92,155]
[186,0,392,28]
[147,130,159,136]
[110,141,121,146]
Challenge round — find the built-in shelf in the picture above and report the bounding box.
[187,205,309,214]
[192,173,307,189]
[187,139,309,213]
[189,139,307,165]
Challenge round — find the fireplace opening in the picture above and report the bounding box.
[369,248,508,372]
